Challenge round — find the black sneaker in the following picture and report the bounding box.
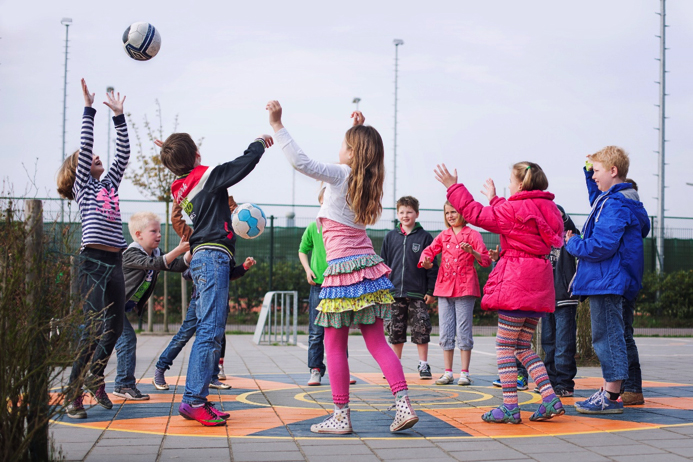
[65,395,87,419]
[85,381,113,410]
[555,387,574,398]
[113,386,150,400]
[418,363,432,379]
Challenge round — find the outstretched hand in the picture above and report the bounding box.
[434,164,458,189]
[351,111,365,126]
[81,78,95,107]
[266,100,284,132]
[103,89,126,116]
[481,178,496,202]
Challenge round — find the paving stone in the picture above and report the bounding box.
[530,452,611,462]
[609,454,691,462]
[299,443,374,455]
[163,436,231,449]
[589,443,668,456]
[232,450,305,462]
[159,448,231,461]
[447,449,534,461]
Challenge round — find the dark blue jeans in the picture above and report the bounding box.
[589,294,628,383]
[182,250,230,405]
[156,290,199,372]
[541,304,578,391]
[622,297,643,393]
[308,284,326,375]
[69,249,125,394]
[114,314,137,388]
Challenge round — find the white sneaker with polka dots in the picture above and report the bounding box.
[310,407,352,434]
[390,395,419,432]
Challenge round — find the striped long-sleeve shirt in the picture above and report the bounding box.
[73,107,130,249]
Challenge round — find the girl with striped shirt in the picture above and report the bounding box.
[57,79,130,419]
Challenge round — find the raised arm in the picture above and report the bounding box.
[204,139,269,192]
[73,79,96,197]
[584,166,601,207]
[102,90,130,189]
[447,183,510,235]
[267,100,349,185]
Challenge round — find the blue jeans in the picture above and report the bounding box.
[308,284,326,375]
[589,294,628,383]
[622,297,643,393]
[182,250,230,405]
[114,314,137,388]
[156,290,199,371]
[541,304,578,391]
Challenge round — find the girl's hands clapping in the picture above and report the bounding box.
[481,178,496,202]
[81,78,95,107]
[434,164,458,189]
[351,111,365,126]
[103,89,126,116]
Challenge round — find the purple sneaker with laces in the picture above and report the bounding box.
[179,402,227,426]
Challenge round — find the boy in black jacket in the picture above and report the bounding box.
[540,205,580,397]
[381,196,438,379]
[113,211,190,401]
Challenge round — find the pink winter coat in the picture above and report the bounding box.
[419,226,491,298]
[447,184,564,313]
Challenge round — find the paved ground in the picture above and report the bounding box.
[51,334,693,462]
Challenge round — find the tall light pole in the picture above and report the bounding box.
[106,86,114,168]
[60,18,72,223]
[655,0,667,273]
[352,97,361,111]
[393,39,404,219]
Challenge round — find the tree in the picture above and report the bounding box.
[125,101,203,332]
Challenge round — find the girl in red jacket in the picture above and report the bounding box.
[419,202,491,386]
[434,162,565,424]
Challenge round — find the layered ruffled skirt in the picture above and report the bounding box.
[315,219,395,328]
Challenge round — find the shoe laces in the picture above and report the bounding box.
[95,384,108,400]
[202,402,220,419]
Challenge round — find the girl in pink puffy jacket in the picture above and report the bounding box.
[434,162,565,425]
[419,201,491,386]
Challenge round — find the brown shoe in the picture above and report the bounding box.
[621,392,645,406]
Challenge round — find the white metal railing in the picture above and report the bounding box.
[253,291,298,345]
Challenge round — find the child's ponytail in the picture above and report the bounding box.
[57,150,80,200]
[512,161,549,192]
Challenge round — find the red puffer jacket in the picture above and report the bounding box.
[447,184,564,313]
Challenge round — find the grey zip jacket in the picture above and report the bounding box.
[123,241,189,316]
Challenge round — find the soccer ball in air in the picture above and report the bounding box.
[122,22,161,61]
[232,203,266,239]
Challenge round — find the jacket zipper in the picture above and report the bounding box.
[400,233,407,296]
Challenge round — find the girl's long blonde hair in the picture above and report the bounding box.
[56,150,80,200]
[345,125,385,225]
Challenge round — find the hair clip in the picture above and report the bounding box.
[525,165,531,171]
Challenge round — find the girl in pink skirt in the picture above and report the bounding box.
[266,100,418,434]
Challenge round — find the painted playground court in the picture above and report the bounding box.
[51,334,693,462]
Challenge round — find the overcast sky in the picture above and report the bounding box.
[1,0,692,229]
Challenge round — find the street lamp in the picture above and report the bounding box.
[392,39,404,219]
[60,17,72,223]
[352,97,361,111]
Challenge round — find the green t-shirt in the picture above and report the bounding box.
[298,221,327,285]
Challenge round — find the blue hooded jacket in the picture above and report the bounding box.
[566,168,650,301]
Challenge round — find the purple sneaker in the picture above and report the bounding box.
[85,382,113,410]
[65,395,87,419]
[179,402,227,426]
[207,402,230,420]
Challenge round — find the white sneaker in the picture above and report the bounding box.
[218,363,226,380]
[457,372,472,386]
[307,368,322,386]
[435,373,454,385]
[209,378,232,390]
[310,407,352,434]
[390,395,418,432]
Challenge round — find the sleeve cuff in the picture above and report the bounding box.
[254,138,267,149]
[84,107,96,117]
[112,114,126,125]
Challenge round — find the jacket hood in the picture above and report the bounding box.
[608,184,650,238]
[127,241,161,257]
[396,222,423,235]
[510,190,564,248]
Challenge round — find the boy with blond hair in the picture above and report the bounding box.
[565,146,650,415]
[113,211,190,400]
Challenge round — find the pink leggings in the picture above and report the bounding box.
[324,318,408,405]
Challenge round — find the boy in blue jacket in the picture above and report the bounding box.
[565,146,650,415]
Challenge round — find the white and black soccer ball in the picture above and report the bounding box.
[232,203,266,239]
[122,22,161,61]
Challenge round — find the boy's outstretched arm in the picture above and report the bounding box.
[230,257,256,281]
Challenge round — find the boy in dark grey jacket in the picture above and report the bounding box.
[112,211,190,400]
[380,196,438,379]
[540,205,580,397]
